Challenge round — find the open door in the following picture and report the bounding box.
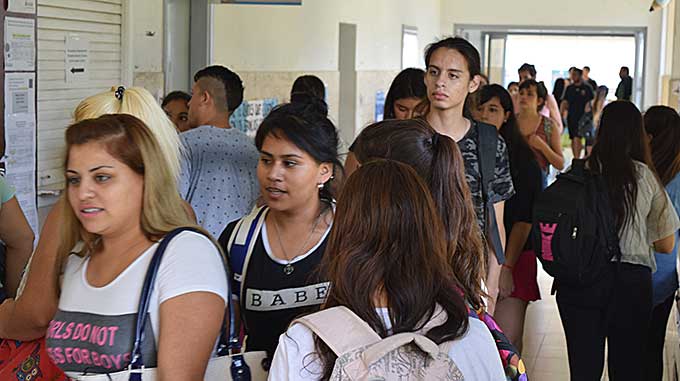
[484,33,507,84]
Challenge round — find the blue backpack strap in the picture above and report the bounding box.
[227,206,268,302]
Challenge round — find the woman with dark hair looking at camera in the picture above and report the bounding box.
[345,68,426,175]
[268,159,504,380]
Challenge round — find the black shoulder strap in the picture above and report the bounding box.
[477,121,497,204]
[476,121,504,259]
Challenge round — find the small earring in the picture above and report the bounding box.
[317,183,324,189]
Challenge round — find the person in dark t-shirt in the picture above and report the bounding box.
[421,37,515,314]
[583,66,598,92]
[218,100,342,360]
[616,66,633,101]
[561,67,594,159]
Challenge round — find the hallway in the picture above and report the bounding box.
[523,269,679,380]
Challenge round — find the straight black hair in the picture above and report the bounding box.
[424,37,481,79]
[518,63,537,78]
[552,78,566,102]
[290,75,326,107]
[479,84,537,179]
[384,68,426,119]
[161,90,191,108]
[255,99,342,201]
[645,106,680,186]
[588,101,656,232]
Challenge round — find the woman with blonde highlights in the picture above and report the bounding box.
[0,86,186,342]
[46,114,227,379]
[74,86,182,180]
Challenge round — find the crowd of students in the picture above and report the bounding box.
[0,34,678,381]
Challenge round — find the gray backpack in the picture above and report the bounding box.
[293,306,465,380]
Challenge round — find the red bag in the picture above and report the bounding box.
[0,338,68,381]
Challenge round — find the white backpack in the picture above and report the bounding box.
[293,306,465,380]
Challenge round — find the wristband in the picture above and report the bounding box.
[502,263,514,271]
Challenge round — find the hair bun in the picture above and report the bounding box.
[290,93,328,118]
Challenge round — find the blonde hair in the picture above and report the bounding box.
[58,114,198,261]
[73,86,183,181]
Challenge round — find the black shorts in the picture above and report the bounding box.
[567,124,582,139]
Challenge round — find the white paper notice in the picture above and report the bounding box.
[4,73,38,233]
[8,0,36,14]
[65,34,89,82]
[4,17,35,71]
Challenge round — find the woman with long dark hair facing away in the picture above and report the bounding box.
[344,68,426,176]
[218,99,342,361]
[421,37,515,314]
[352,118,486,311]
[268,159,504,380]
[478,84,543,353]
[515,80,564,177]
[557,101,680,381]
[45,114,228,380]
[643,106,680,381]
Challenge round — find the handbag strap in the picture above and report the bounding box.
[127,227,250,380]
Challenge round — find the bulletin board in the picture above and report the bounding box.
[230,98,278,137]
[1,0,39,233]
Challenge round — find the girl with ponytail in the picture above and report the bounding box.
[352,118,486,310]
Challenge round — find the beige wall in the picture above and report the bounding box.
[129,0,165,99]
[212,0,441,72]
[673,1,680,78]
[441,0,664,109]
[211,0,440,140]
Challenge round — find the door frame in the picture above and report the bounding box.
[455,24,647,107]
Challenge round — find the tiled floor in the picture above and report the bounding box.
[522,269,679,381]
[522,270,571,380]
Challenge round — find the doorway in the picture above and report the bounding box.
[455,25,646,106]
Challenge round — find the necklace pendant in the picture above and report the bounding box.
[283,264,294,275]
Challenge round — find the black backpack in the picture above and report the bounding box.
[531,159,621,287]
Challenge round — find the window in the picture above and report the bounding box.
[402,26,420,69]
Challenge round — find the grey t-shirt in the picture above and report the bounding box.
[618,161,680,271]
[179,125,260,238]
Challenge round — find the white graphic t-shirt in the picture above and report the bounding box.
[46,231,229,377]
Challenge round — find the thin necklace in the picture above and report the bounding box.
[272,210,322,275]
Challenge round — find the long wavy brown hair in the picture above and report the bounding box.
[352,118,487,309]
[644,105,680,186]
[313,159,469,379]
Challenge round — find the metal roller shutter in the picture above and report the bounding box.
[36,0,123,198]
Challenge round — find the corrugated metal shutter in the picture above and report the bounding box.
[36,0,122,196]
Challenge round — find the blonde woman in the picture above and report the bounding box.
[74,86,183,180]
[0,86,185,340]
[43,114,227,379]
